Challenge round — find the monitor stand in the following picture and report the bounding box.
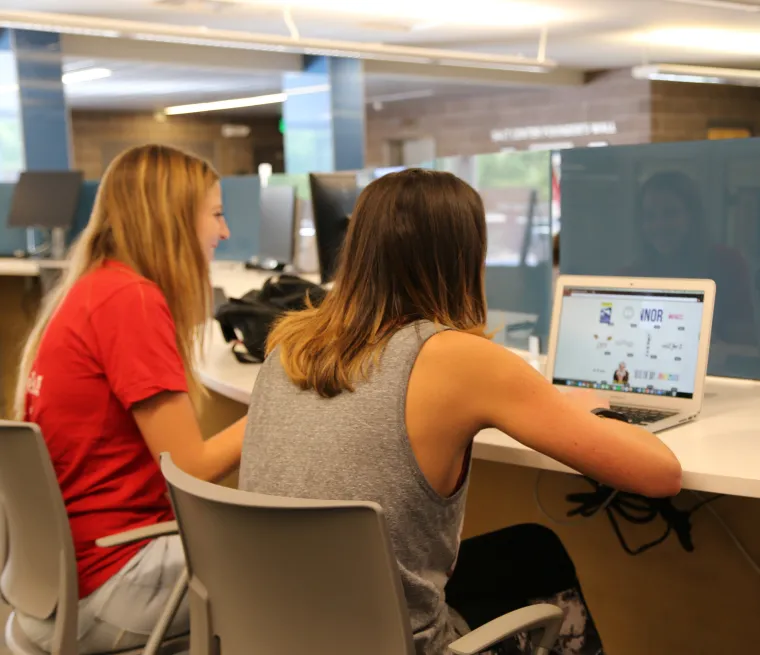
[20,227,66,260]
[245,256,286,272]
[50,228,66,260]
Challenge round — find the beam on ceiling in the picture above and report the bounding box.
[60,34,303,72]
[61,36,584,87]
[363,60,585,87]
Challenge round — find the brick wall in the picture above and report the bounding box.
[71,111,283,179]
[651,81,760,142]
[365,70,652,165]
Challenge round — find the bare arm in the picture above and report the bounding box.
[133,391,245,483]
[423,331,682,498]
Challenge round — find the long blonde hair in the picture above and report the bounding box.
[15,144,219,418]
[268,168,488,398]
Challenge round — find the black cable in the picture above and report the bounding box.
[565,478,701,555]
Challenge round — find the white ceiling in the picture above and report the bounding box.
[8,0,760,66]
[6,0,760,112]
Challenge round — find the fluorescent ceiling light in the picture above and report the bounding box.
[230,0,564,28]
[167,84,430,115]
[0,10,556,73]
[632,64,760,86]
[636,27,760,55]
[663,0,760,11]
[165,92,287,115]
[61,67,112,84]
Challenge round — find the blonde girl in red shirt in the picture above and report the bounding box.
[13,144,246,653]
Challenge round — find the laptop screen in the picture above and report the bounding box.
[552,286,706,399]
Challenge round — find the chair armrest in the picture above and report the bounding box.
[95,521,179,548]
[448,604,564,655]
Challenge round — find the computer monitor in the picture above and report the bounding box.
[259,185,297,267]
[8,171,84,230]
[309,172,360,283]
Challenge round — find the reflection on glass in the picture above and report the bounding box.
[621,171,756,347]
[562,141,760,380]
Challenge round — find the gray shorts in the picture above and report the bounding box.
[14,535,188,654]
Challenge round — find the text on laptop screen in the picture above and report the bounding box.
[553,287,705,399]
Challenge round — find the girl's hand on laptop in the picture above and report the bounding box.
[563,388,610,413]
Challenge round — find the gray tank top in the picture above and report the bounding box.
[239,321,470,654]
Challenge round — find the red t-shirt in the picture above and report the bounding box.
[24,261,188,598]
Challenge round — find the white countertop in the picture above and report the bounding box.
[12,258,755,498]
[0,257,67,277]
[201,265,760,499]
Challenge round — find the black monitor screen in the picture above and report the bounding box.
[309,173,360,283]
[259,185,296,265]
[8,171,84,229]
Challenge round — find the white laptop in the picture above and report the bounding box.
[545,276,716,433]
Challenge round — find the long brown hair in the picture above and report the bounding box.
[268,168,488,398]
[15,144,218,417]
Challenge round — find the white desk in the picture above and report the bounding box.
[203,266,760,500]
[0,257,66,277]
[8,258,756,499]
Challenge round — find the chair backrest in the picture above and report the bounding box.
[0,421,78,631]
[161,454,416,655]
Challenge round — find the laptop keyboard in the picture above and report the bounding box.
[610,405,678,426]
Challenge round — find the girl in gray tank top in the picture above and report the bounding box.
[240,321,468,654]
[236,169,674,654]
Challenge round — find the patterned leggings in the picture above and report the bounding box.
[446,524,604,655]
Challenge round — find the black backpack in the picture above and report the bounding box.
[214,275,326,363]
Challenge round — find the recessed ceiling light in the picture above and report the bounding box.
[62,67,112,84]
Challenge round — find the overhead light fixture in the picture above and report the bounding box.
[0,10,556,73]
[61,67,112,84]
[663,0,760,11]
[168,82,435,116]
[632,63,760,86]
[636,27,760,55]
[165,83,329,114]
[165,92,286,115]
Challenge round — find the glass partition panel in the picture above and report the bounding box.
[0,183,26,256]
[218,175,259,261]
[561,139,760,379]
[471,150,554,350]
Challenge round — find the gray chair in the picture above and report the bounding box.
[161,453,564,655]
[0,420,188,655]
